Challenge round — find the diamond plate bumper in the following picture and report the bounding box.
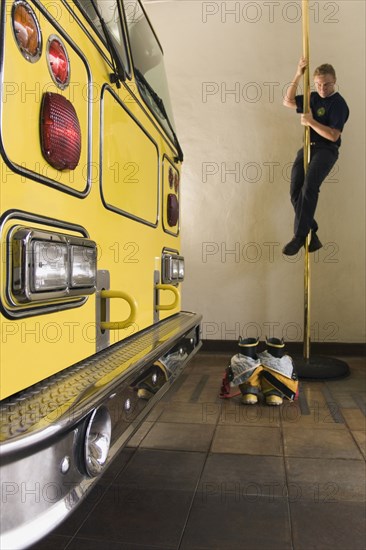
[0,311,202,549]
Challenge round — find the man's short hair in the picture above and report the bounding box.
[313,64,336,80]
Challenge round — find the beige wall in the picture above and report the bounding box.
[144,0,366,344]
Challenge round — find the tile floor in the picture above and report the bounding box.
[31,353,365,550]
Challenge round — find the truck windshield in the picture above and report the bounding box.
[76,0,130,75]
[124,0,176,139]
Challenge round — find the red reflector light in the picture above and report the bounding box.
[47,36,70,89]
[167,194,179,227]
[40,93,81,171]
[12,1,42,62]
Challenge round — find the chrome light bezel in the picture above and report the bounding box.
[46,34,71,90]
[162,252,184,285]
[83,406,112,478]
[10,226,97,303]
[11,0,42,63]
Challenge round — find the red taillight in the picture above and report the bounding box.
[47,36,70,89]
[40,92,81,171]
[12,1,42,62]
[167,194,179,227]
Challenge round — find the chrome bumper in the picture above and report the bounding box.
[0,311,202,549]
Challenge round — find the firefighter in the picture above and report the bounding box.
[282,57,349,256]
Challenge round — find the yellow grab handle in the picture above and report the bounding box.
[155,284,179,311]
[100,290,137,330]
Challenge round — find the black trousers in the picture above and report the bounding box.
[290,144,339,238]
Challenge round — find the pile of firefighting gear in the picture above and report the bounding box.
[220,337,298,405]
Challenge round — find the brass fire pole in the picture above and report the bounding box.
[296,0,349,378]
[302,0,311,361]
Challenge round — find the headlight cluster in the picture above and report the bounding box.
[11,227,97,303]
[162,252,184,284]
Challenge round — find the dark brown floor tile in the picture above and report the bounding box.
[187,353,231,372]
[196,387,223,404]
[211,425,282,455]
[29,534,70,550]
[328,392,364,408]
[67,536,175,549]
[352,430,366,459]
[219,400,281,426]
[144,401,166,421]
[140,422,215,452]
[167,378,204,403]
[180,495,292,549]
[198,453,286,499]
[99,447,136,483]
[281,403,346,430]
[301,386,328,409]
[76,487,193,547]
[35,450,134,542]
[126,421,154,448]
[158,401,219,424]
[283,427,364,459]
[291,500,366,549]
[342,408,366,430]
[285,457,365,501]
[168,377,222,405]
[52,482,109,536]
[113,449,206,492]
[341,357,366,368]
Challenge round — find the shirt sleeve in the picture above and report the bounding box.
[328,97,350,131]
[295,95,304,113]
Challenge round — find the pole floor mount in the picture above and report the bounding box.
[294,355,350,380]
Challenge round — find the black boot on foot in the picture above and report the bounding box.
[308,231,323,253]
[282,236,305,256]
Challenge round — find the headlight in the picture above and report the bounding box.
[10,227,97,303]
[32,240,68,291]
[162,252,184,284]
[70,245,96,288]
[178,258,185,280]
[171,258,179,280]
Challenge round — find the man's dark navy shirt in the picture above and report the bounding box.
[295,91,349,146]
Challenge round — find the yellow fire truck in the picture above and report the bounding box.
[0,1,201,547]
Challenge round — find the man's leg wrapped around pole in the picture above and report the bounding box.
[294,146,339,239]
